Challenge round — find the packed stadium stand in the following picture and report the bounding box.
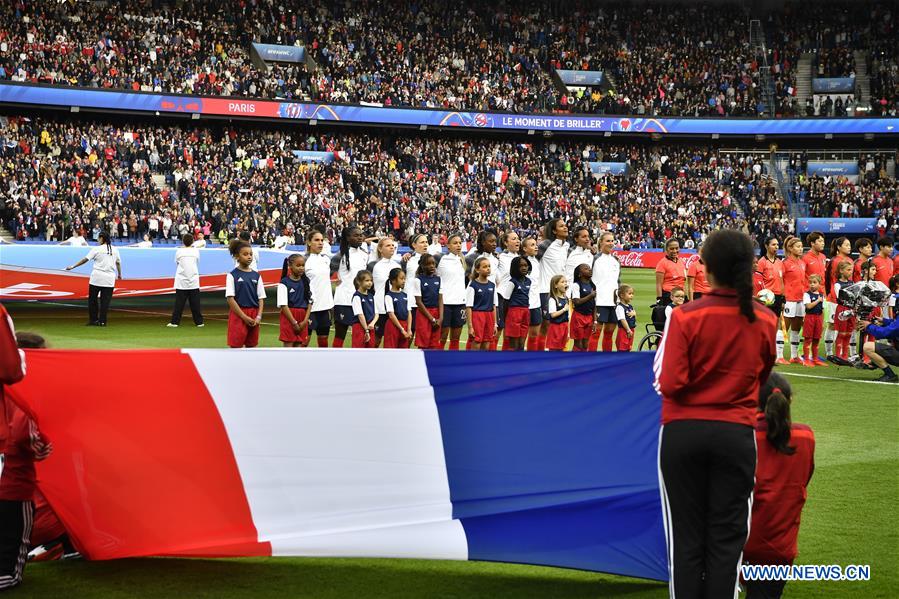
[0,0,895,117]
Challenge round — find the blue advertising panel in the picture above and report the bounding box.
[1,83,897,136]
[812,77,855,94]
[292,150,335,163]
[807,161,859,176]
[795,218,877,234]
[251,42,306,64]
[555,70,605,87]
[587,161,629,175]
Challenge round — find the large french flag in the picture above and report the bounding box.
[8,350,667,581]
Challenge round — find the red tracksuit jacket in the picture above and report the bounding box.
[654,289,777,427]
[0,303,26,457]
[744,414,815,565]
[0,400,47,501]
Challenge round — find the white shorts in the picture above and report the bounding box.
[824,300,837,325]
[783,301,806,318]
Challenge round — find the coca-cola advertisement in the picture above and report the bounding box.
[613,250,700,269]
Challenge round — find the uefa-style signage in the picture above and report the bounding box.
[795,218,877,234]
[2,82,896,136]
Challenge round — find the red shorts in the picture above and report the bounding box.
[352,322,376,348]
[469,310,496,344]
[415,306,443,349]
[803,313,823,340]
[504,306,529,338]
[569,310,594,340]
[834,305,856,334]
[383,318,410,348]
[279,308,309,344]
[616,327,634,352]
[228,307,260,348]
[546,321,569,350]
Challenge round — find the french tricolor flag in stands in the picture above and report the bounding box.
[9,350,667,581]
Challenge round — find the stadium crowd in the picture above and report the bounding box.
[1,116,796,250]
[0,0,895,117]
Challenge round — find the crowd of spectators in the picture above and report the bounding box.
[2,115,796,250]
[789,152,899,235]
[0,0,894,118]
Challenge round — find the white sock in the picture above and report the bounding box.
[849,331,859,357]
[776,329,785,359]
[790,330,801,359]
[824,329,836,355]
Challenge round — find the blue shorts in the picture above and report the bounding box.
[410,307,417,333]
[308,309,332,336]
[442,304,466,328]
[496,296,507,329]
[596,306,616,324]
[540,292,550,319]
[529,307,543,326]
[334,305,355,327]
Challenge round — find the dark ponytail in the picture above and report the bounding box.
[281,254,302,279]
[98,231,112,254]
[387,267,403,297]
[339,226,360,271]
[759,372,795,455]
[701,229,757,323]
[229,238,249,258]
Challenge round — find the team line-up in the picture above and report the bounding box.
[65,221,899,357]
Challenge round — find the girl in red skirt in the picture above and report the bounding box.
[569,264,596,351]
[499,256,532,351]
[226,239,266,348]
[277,254,313,347]
[351,271,377,348]
[465,257,497,350]
[384,267,412,348]
[414,254,444,349]
[546,274,570,351]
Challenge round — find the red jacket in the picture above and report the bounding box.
[744,414,815,565]
[0,399,48,501]
[0,303,26,454]
[654,289,777,427]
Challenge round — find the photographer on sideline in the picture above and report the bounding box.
[857,275,899,383]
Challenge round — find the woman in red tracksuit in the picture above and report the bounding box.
[655,230,777,599]
[742,372,815,599]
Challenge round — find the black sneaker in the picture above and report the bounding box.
[828,355,852,367]
[875,373,898,383]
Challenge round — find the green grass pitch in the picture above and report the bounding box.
[4,268,897,598]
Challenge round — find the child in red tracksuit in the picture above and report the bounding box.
[832,262,855,360]
[802,275,825,366]
[0,371,52,590]
[615,284,637,351]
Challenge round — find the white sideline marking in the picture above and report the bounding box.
[781,371,898,386]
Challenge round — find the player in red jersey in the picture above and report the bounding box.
[801,231,826,286]
[824,237,853,358]
[782,237,807,364]
[873,236,895,289]
[852,238,874,282]
[758,237,786,363]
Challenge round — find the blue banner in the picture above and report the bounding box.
[251,42,306,64]
[1,82,897,136]
[796,218,877,234]
[555,70,605,87]
[588,161,629,175]
[812,77,855,94]
[292,150,335,163]
[807,161,859,176]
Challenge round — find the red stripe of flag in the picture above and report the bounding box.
[7,350,270,559]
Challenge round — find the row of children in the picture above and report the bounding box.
[224,236,643,351]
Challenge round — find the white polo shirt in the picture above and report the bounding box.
[174,246,200,290]
[86,245,120,287]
